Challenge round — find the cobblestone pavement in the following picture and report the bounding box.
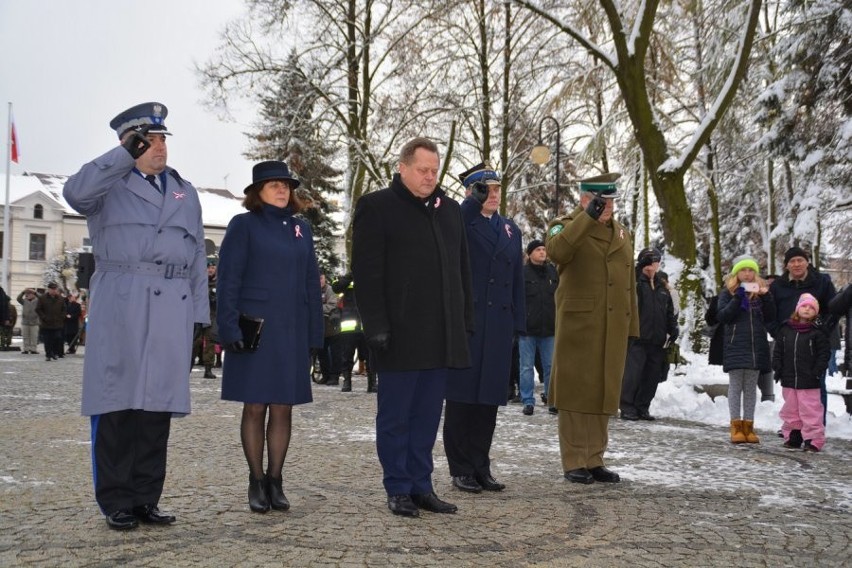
[1,348,850,567]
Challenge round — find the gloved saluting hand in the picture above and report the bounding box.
[121,126,152,159]
[585,194,606,220]
[470,181,489,204]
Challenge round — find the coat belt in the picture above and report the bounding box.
[97,260,191,279]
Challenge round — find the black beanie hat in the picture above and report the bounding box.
[783,246,809,266]
[637,247,662,268]
[526,239,545,256]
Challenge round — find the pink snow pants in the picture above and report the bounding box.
[780,387,825,449]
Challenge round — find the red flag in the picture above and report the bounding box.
[10,120,19,163]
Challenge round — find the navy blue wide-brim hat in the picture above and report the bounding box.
[244,160,301,194]
[578,172,621,199]
[109,102,171,138]
[458,162,501,188]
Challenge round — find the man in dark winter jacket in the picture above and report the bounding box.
[828,285,852,376]
[519,239,558,416]
[36,283,67,361]
[769,247,836,416]
[620,248,678,421]
[352,137,473,518]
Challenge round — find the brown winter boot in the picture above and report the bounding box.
[730,419,746,444]
[742,420,760,443]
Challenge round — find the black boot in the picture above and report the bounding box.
[326,374,340,386]
[316,374,329,385]
[248,476,270,513]
[265,475,290,511]
[203,365,217,379]
[367,371,377,393]
[341,371,352,392]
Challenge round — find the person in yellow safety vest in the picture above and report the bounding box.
[332,274,376,393]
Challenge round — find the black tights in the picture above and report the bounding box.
[240,403,292,480]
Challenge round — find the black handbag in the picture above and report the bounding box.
[238,314,264,352]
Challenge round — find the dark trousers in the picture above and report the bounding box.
[338,332,367,374]
[320,334,341,376]
[620,341,666,416]
[375,368,447,496]
[443,400,498,478]
[41,328,64,358]
[91,409,171,515]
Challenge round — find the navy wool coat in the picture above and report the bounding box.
[446,197,525,406]
[352,175,473,372]
[717,287,775,373]
[217,205,323,404]
[63,147,209,417]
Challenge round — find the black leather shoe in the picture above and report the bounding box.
[564,468,595,484]
[387,494,419,517]
[476,474,505,491]
[522,404,534,416]
[132,504,176,524]
[106,510,139,530]
[411,492,457,514]
[638,411,656,421]
[451,475,482,493]
[589,466,620,483]
[548,406,558,415]
[265,475,290,511]
[248,476,270,513]
[620,411,639,421]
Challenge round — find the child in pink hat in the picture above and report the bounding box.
[772,293,831,451]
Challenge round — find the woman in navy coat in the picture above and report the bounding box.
[217,161,323,513]
[444,164,525,494]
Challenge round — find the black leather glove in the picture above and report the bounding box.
[121,126,152,159]
[193,322,203,342]
[225,340,245,353]
[585,194,606,220]
[367,332,391,352]
[470,181,489,204]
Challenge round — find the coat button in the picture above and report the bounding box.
[154,289,161,296]
[155,260,163,265]
[488,301,493,306]
[489,278,495,284]
[157,229,163,234]
[182,295,187,300]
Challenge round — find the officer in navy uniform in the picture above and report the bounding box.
[64,103,209,530]
[443,164,525,494]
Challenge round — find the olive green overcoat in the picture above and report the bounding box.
[545,207,639,415]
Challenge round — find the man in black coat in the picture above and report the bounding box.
[352,137,473,518]
[620,248,678,421]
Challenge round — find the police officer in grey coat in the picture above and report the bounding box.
[63,102,209,530]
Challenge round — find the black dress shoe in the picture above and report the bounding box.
[106,510,139,530]
[451,475,482,493]
[387,494,419,517]
[265,475,290,511]
[476,474,506,491]
[620,412,639,421]
[564,468,595,484]
[410,492,457,514]
[638,411,656,421]
[132,504,176,524]
[522,404,534,416]
[248,476,270,513]
[589,466,620,483]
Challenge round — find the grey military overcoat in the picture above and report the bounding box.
[64,146,209,416]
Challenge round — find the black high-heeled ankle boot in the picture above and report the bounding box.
[265,475,290,511]
[248,476,270,513]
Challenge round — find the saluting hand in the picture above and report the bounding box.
[121,125,152,159]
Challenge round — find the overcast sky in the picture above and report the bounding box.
[0,0,257,195]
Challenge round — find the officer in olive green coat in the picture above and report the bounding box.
[545,173,639,485]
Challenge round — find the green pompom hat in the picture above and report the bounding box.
[730,255,759,276]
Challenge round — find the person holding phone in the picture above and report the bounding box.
[716,255,776,444]
[216,161,323,514]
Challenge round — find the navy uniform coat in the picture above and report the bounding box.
[446,197,525,406]
[217,205,323,404]
[63,146,209,416]
[352,175,473,372]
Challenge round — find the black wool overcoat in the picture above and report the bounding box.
[352,175,474,372]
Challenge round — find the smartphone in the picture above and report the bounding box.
[742,282,759,293]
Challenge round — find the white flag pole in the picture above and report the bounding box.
[2,102,12,292]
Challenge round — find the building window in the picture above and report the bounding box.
[34,204,44,219]
[29,233,47,261]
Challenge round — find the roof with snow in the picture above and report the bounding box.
[2,171,245,228]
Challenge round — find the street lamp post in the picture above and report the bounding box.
[529,115,561,216]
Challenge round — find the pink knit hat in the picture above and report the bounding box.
[796,293,819,314]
